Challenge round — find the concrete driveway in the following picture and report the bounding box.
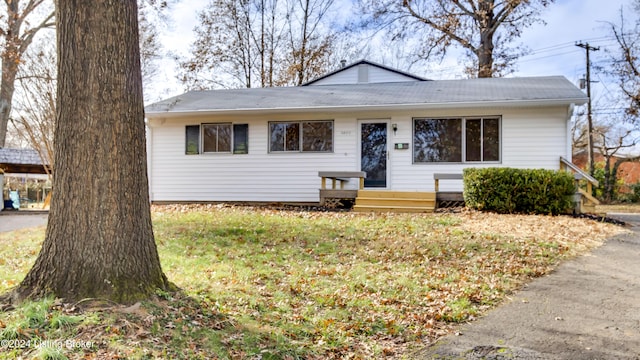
[0,212,48,232]
[420,214,640,359]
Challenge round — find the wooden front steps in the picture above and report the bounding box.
[353,190,436,213]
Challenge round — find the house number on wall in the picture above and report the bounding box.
[340,131,352,135]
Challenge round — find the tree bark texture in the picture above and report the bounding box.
[15,0,170,303]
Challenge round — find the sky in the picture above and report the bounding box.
[151,0,636,113]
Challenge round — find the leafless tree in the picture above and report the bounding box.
[9,40,55,177]
[180,0,285,89]
[281,0,337,85]
[573,1,640,202]
[0,0,55,147]
[607,1,640,119]
[138,0,174,96]
[180,0,345,89]
[593,122,640,202]
[360,0,555,78]
[0,0,177,147]
[6,0,164,177]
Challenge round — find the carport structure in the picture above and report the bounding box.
[0,148,50,210]
[0,148,49,174]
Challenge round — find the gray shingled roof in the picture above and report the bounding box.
[146,76,587,116]
[0,148,46,166]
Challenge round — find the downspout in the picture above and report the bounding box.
[566,104,575,165]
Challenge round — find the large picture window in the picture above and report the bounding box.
[413,117,500,163]
[269,120,333,152]
[184,123,249,155]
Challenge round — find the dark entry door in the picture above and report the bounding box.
[360,122,387,188]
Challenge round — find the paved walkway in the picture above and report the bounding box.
[0,212,48,232]
[421,214,640,359]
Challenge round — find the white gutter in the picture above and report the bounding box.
[145,98,588,118]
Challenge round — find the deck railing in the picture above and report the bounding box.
[560,156,600,212]
[560,157,599,191]
[318,171,366,207]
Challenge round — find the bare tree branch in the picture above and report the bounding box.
[364,0,554,77]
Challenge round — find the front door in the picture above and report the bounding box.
[360,121,388,188]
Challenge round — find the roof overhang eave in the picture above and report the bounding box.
[145,98,588,119]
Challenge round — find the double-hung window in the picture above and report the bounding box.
[203,123,231,153]
[413,117,500,163]
[185,123,249,155]
[269,120,333,152]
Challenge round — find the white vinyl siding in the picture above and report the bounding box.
[147,106,570,201]
[387,107,568,192]
[149,116,357,202]
[308,64,421,85]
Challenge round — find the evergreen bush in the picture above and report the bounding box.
[463,167,575,215]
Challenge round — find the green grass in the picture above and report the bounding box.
[0,205,625,359]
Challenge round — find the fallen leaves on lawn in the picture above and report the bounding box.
[0,204,628,359]
[456,210,624,254]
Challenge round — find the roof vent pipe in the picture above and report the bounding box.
[340,59,347,68]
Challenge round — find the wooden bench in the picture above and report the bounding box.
[319,171,366,190]
[318,171,366,207]
[433,173,464,206]
[434,173,463,192]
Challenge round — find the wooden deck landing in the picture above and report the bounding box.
[353,190,436,213]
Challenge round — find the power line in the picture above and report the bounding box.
[525,32,640,55]
[516,49,582,64]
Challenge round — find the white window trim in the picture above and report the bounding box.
[202,123,233,154]
[412,116,502,164]
[268,120,335,153]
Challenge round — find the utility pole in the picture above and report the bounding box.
[576,42,600,176]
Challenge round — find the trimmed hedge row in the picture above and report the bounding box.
[463,167,575,215]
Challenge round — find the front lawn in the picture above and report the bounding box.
[0,205,627,359]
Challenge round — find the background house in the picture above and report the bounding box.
[145,60,587,207]
[573,149,640,193]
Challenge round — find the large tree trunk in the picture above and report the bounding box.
[14,0,171,303]
[476,0,495,78]
[477,31,495,78]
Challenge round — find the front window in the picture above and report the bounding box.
[185,123,248,155]
[269,120,333,152]
[270,122,300,151]
[203,123,232,153]
[413,117,500,163]
[414,118,462,162]
[302,121,333,152]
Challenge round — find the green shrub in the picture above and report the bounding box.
[625,182,640,203]
[463,168,575,215]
